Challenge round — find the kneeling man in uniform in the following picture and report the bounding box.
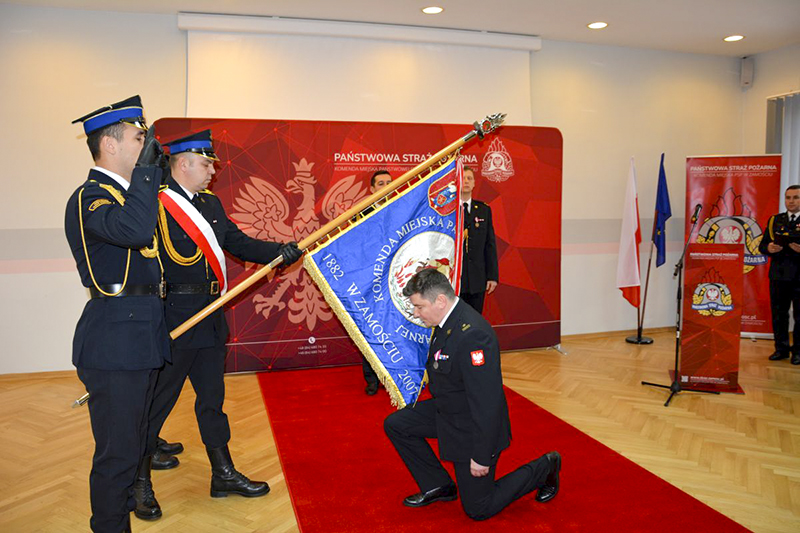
[384,269,561,520]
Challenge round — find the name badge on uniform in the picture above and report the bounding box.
[471,350,485,366]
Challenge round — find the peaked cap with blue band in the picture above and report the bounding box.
[164,130,219,161]
[71,95,148,135]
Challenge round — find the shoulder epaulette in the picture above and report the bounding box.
[159,184,169,192]
[198,189,216,196]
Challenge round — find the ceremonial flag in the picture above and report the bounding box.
[304,157,464,407]
[654,153,672,267]
[617,158,642,307]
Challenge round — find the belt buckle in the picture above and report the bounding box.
[158,282,166,299]
[210,281,220,295]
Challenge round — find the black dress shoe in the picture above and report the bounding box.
[792,353,800,365]
[207,445,270,498]
[365,382,378,395]
[403,483,457,507]
[157,437,184,456]
[151,449,180,470]
[535,451,561,503]
[769,351,790,361]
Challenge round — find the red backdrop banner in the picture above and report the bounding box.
[680,243,743,392]
[154,118,563,373]
[685,155,781,334]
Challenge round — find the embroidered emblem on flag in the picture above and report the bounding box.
[471,350,485,366]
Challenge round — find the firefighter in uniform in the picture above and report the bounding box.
[384,269,561,520]
[459,167,498,314]
[66,95,169,533]
[132,130,302,520]
[758,185,800,365]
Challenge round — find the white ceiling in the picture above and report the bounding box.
[7,0,800,56]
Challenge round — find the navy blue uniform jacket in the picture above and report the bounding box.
[64,167,171,370]
[427,299,511,466]
[159,175,282,349]
[460,200,499,294]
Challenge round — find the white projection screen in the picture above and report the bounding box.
[185,28,533,125]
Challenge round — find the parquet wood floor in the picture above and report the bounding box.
[0,330,797,532]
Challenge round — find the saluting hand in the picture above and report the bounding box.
[470,459,489,477]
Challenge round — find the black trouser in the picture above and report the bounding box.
[146,345,230,455]
[460,290,486,315]
[769,279,800,354]
[362,355,378,386]
[78,367,157,533]
[384,400,550,520]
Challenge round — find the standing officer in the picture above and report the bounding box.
[362,170,392,395]
[133,130,303,520]
[758,184,800,365]
[384,269,561,520]
[66,95,169,533]
[459,167,498,314]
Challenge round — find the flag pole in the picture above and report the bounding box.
[627,230,655,344]
[168,113,506,341]
[73,113,507,407]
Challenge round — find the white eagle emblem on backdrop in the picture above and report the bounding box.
[229,158,369,330]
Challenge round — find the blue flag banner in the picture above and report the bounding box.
[303,157,464,407]
[654,153,672,267]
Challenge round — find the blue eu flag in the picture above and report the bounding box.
[654,153,672,267]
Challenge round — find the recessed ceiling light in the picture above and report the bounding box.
[587,22,608,30]
[723,35,745,42]
[422,6,444,15]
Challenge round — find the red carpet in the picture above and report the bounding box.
[257,366,750,532]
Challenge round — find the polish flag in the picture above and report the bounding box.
[616,158,642,307]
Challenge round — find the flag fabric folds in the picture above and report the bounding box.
[617,158,642,308]
[303,157,464,407]
[653,153,672,267]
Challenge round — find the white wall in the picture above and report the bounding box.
[0,4,185,373]
[531,40,744,335]
[742,43,800,154]
[1,3,797,373]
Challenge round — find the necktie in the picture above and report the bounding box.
[192,194,202,209]
[791,214,796,223]
[463,202,469,227]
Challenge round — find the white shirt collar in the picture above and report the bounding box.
[92,166,129,191]
[177,182,196,200]
[438,297,460,328]
[461,197,473,212]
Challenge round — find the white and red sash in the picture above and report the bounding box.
[159,188,228,295]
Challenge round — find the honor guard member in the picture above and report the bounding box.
[133,130,303,521]
[459,167,498,314]
[384,269,561,520]
[361,170,392,395]
[65,95,169,533]
[758,185,800,365]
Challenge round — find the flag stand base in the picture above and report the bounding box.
[626,335,653,344]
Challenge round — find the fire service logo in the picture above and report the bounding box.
[696,188,765,274]
[481,137,514,182]
[692,267,734,316]
[389,232,455,327]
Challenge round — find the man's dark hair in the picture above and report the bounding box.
[463,166,475,176]
[86,122,126,161]
[370,170,391,188]
[402,269,455,302]
[787,185,800,192]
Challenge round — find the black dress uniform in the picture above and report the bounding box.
[758,211,800,363]
[384,299,553,520]
[65,95,169,533]
[145,173,282,456]
[459,200,498,314]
